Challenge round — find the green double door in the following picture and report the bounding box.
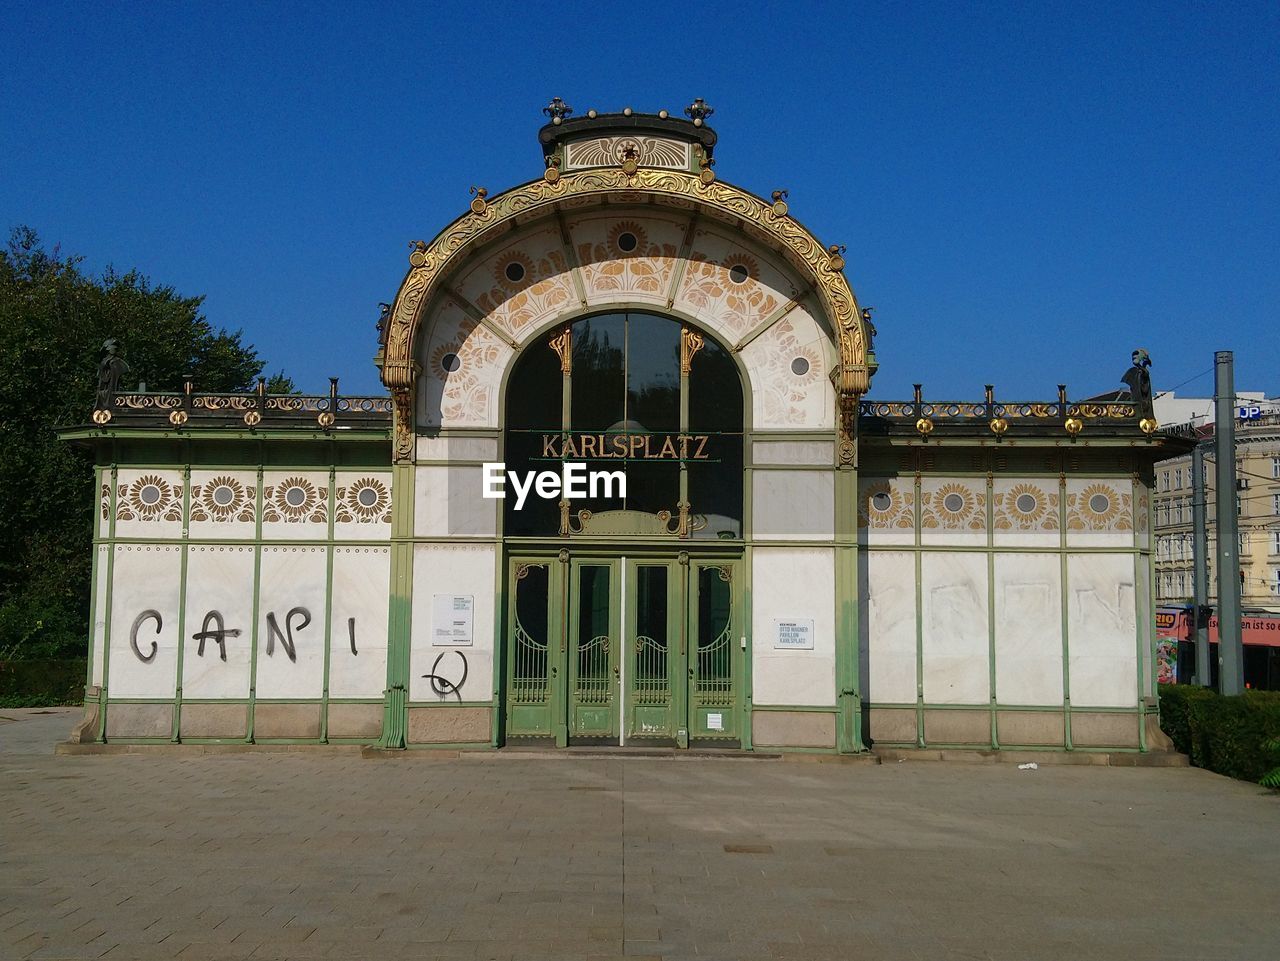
[505,555,741,747]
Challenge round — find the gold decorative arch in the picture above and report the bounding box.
[380,167,875,462]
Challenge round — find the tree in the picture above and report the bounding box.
[0,226,295,659]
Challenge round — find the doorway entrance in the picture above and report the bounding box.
[504,553,743,747]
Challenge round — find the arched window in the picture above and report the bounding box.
[504,311,744,539]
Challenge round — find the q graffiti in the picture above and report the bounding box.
[422,651,468,702]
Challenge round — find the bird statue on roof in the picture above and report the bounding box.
[1120,348,1154,419]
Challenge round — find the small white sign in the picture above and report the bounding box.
[773,618,814,650]
[432,594,474,646]
[706,712,724,731]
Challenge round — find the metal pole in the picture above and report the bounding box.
[1213,351,1244,695]
[1192,444,1211,686]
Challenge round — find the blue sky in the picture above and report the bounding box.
[2,1,1276,400]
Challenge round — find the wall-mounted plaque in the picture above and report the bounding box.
[432,594,474,646]
[773,618,814,650]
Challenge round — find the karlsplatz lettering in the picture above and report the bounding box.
[538,432,712,460]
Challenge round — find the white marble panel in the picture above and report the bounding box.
[417,299,514,430]
[413,465,498,538]
[416,434,500,463]
[921,552,990,705]
[254,547,328,699]
[450,225,577,344]
[409,544,496,703]
[1137,555,1153,698]
[182,545,256,699]
[91,545,109,687]
[866,551,917,703]
[751,548,836,706]
[187,470,258,540]
[858,476,916,546]
[1067,554,1138,708]
[113,469,184,540]
[567,211,687,308]
[672,227,802,344]
[329,547,391,698]
[739,307,835,430]
[108,544,182,699]
[751,441,834,466]
[260,471,330,541]
[994,553,1063,706]
[333,472,393,541]
[919,478,987,547]
[752,470,834,540]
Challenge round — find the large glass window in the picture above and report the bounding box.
[503,311,744,538]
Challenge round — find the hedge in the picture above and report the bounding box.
[0,659,86,708]
[1159,685,1280,784]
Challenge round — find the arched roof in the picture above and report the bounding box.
[379,168,876,402]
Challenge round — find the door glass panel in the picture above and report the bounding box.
[511,564,550,704]
[696,567,733,706]
[632,566,670,705]
[688,336,744,537]
[570,315,625,432]
[575,565,612,705]
[625,313,680,432]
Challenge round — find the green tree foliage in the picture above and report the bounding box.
[0,226,294,659]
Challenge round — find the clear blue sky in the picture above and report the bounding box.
[3,1,1276,401]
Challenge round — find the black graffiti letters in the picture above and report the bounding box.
[422,650,468,702]
[348,617,358,656]
[192,610,240,661]
[130,610,162,663]
[265,607,310,662]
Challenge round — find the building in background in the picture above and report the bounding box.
[1152,393,1280,612]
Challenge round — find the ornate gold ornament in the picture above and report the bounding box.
[409,240,429,268]
[770,190,788,218]
[915,417,934,438]
[1064,416,1083,437]
[469,186,488,215]
[92,409,112,425]
[548,326,572,373]
[989,417,1009,437]
[168,410,188,427]
[380,168,874,463]
[680,326,704,374]
[391,387,414,461]
[317,411,335,428]
[243,410,261,427]
[1139,417,1159,435]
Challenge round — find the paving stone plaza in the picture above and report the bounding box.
[2,708,1277,960]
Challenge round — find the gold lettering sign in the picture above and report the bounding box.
[539,433,713,460]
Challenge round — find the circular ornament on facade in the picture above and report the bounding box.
[169,410,188,427]
[285,485,307,508]
[440,352,461,373]
[943,492,966,513]
[1015,493,1038,514]
[92,409,112,425]
[357,486,379,508]
[1089,492,1112,514]
[617,231,638,253]
[243,410,261,427]
[344,477,390,521]
[212,484,235,507]
[791,357,810,377]
[317,411,335,428]
[139,484,162,506]
[126,475,173,519]
[936,483,977,522]
[871,492,893,513]
[504,260,526,283]
[728,264,749,285]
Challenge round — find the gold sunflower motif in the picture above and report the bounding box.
[607,221,649,256]
[192,476,252,523]
[1071,482,1130,530]
[493,251,535,292]
[858,480,913,529]
[337,477,391,524]
[119,474,177,521]
[995,482,1052,530]
[264,477,325,523]
[923,482,983,530]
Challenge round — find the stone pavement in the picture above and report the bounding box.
[1,709,1277,961]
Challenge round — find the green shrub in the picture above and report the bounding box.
[1160,686,1280,784]
[1157,684,1218,755]
[0,659,86,707]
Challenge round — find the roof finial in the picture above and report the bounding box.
[684,98,714,126]
[542,97,573,125]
